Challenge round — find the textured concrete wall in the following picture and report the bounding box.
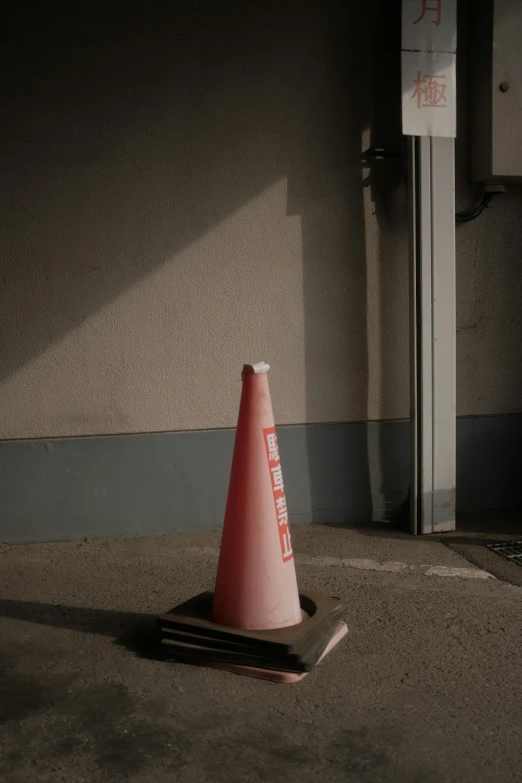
[456,2,522,416]
[0,1,520,441]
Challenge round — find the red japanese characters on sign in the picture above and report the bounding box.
[401,0,456,56]
[412,71,447,108]
[263,426,293,562]
[401,0,456,137]
[413,0,441,27]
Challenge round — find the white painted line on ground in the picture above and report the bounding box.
[296,556,412,573]
[297,556,493,579]
[421,565,494,579]
[184,547,495,580]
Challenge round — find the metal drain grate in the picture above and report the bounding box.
[486,541,522,566]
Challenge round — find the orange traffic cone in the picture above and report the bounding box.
[212,362,302,630]
[157,362,347,682]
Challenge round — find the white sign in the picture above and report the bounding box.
[402,50,456,137]
[402,0,457,53]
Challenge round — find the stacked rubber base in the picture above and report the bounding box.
[158,590,348,683]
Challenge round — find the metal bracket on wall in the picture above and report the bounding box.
[361,147,402,163]
[408,136,456,535]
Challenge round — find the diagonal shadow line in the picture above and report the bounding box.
[2,0,368,396]
[1,1,289,384]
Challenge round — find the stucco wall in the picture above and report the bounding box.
[0,1,520,441]
[456,2,522,416]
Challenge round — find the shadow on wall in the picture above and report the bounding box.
[455,2,522,416]
[359,0,408,522]
[301,0,408,524]
[1,0,408,526]
[300,0,371,523]
[2,1,320,384]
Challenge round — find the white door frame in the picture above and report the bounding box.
[409,136,456,534]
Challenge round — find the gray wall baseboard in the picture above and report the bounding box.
[0,414,520,542]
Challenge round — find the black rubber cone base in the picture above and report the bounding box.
[158,590,345,674]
